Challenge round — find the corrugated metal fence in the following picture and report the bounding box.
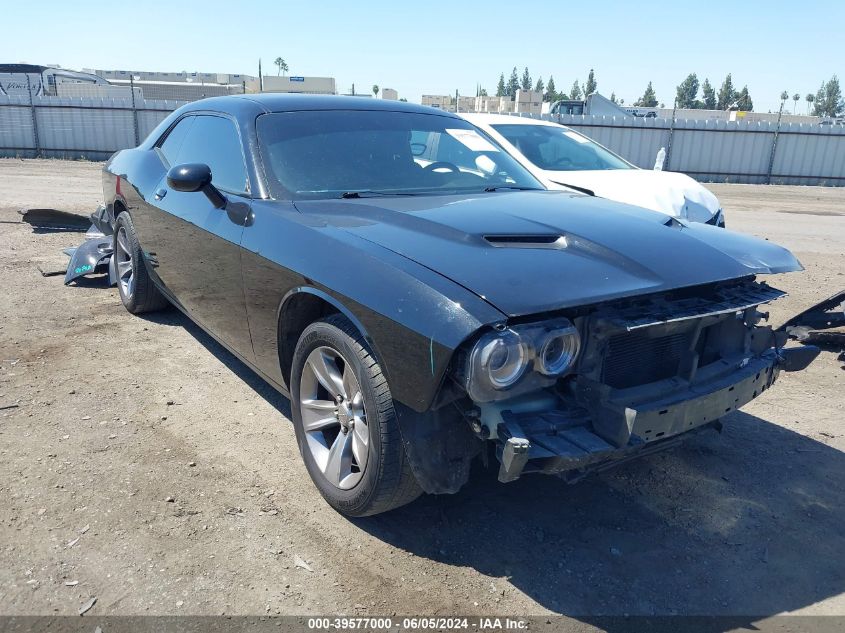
[1,94,844,186]
[519,112,845,186]
[0,95,185,161]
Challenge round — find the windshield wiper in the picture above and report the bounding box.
[339,190,420,199]
[550,181,595,196]
[482,186,543,192]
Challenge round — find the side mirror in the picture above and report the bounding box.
[166,163,226,208]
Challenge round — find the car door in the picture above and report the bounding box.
[142,113,255,360]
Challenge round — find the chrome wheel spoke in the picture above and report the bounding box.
[351,416,369,467]
[117,232,130,256]
[308,349,345,397]
[323,429,353,486]
[301,398,339,432]
[116,259,132,277]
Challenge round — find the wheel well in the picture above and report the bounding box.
[112,199,127,223]
[278,293,340,387]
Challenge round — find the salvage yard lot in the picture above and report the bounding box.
[0,158,843,619]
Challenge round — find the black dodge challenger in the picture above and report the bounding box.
[101,94,818,516]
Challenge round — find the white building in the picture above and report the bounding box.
[254,75,337,95]
[421,94,452,110]
[514,89,543,115]
[381,88,398,100]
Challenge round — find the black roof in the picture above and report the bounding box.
[183,93,458,117]
[0,64,49,73]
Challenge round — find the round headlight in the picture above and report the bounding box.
[537,326,580,376]
[478,331,527,389]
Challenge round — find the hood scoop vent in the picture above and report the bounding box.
[484,234,567,249]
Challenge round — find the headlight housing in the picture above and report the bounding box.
[459,318,580,402]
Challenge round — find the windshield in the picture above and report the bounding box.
[491,124,632,171]
[256,110,543,199]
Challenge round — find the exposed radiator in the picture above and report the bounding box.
[602,330,694,389]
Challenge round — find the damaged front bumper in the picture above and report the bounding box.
[494,345,818,484]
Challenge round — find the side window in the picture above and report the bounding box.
[175,115,249,194]
[158,116,195,165]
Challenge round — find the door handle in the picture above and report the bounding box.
[154,188,167,201]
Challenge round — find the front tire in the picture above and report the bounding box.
[290,315,421,517]
[113,212,168,314]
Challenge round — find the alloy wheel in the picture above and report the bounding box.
[115,226,135,299]
[299,346,369,490]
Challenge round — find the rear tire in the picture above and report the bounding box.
[290,315,422,517]
[113,212,168,314]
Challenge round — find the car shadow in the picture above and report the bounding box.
[353,411,845,622]
[139,308,292,419]
[139,309,845,623]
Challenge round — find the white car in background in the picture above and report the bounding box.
[462,113,725,226]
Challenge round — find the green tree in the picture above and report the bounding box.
[521,67,532,92]
[534,77,544,94]
[634,81,658,107]
[736,85,753,111]
[584,68,597,95]
[496,73,506,97]
[372,84,379,98]
[479,88,488,97]
[792,93,800,113]
[813,75,844,117]
[675,73,699,109]
[507,67,520,97]
[779,90,789,107]
[702,78,716,109]
[610,91,617,104]
[717,73,735,110]
[806,93,814,114]
[545,75,556,102]
[569,79,582,100]
[274,57,288,76]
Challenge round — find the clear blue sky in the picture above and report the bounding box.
[6,0,842,112]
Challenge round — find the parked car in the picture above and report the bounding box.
[102,95,817,516]
[462,113,725,226]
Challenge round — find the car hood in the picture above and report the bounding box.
[544,169,720,223]
[294,191,801,318]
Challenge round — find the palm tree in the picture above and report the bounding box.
[372,84,379,98]
[792,93,800,113]
[274,57,288,76]
[806,93,815,115]
[779,90,789,107]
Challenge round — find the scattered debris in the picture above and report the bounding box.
[188,461,197,467]
[78,596,97,616]
[65,580,79,586]
[165,496,175,503]
[779,290,845,346]
[80,524,90,534]
[67,537,80,548]
[610,547,622,556]
[0,404,19,411]
[225,507,245,517]
[166,400,176,406]
[294,554,314,572]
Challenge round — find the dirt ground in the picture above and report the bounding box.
[0,159,843,623]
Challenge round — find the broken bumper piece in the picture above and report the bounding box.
[495,346,819,483]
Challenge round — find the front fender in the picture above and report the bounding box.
[241,200,505,413]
